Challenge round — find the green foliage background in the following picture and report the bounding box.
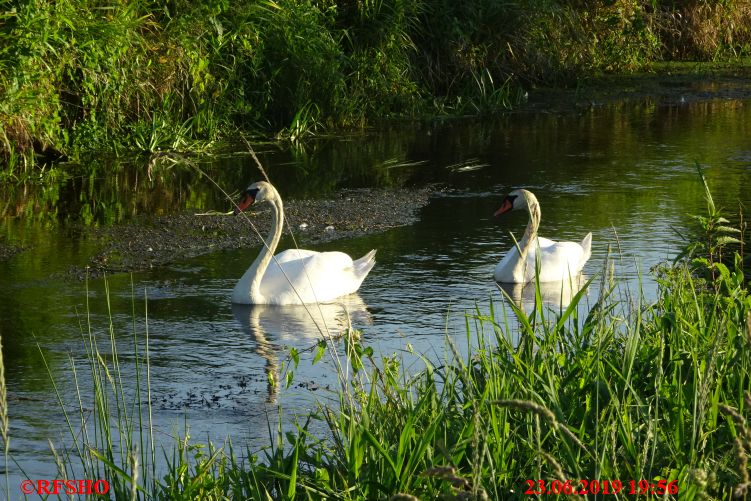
[1,0,750,165]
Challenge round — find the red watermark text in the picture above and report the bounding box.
[20,479,110,496]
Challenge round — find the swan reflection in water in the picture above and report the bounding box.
[232,294,373,402]
[497,274,588,315]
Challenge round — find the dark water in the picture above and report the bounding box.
[1,97,750,492]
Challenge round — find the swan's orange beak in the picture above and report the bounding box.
[494,198,513,217]
[234,194,255,214]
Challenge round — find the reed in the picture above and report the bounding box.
[39,276,157,499]
[297,257,749,498]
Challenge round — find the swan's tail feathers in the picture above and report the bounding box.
[353,249,377,279]
[581,232,593,263]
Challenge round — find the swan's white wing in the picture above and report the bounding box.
[528,240,587,282]
[494,237,559,282]
[536,237,556,249]
[260,251,369,305]
[495,236,590,283]
[272,248,319,264]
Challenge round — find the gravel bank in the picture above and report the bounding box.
[69,186,434,278]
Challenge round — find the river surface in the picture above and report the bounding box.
[1,91,750,493]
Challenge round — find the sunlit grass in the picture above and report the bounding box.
[3,0,750,172]
[308,256,749,499]
[38,279,155,499]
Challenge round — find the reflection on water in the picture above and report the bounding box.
[497,274,588,314]
[2,95,751,491]
[231,295,373,402]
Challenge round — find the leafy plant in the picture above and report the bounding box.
[677,164,745,282]
[3,0,751,174]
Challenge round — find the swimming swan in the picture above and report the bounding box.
[493,189,591,283]
[231,181,376,305]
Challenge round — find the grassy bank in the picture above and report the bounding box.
[1,0,751,172]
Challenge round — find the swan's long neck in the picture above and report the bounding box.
[512,194,540,282]
[245,191,284,302]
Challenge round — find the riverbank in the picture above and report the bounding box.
[5,64,751,278]
[2,1,750,170]
[522,62,751,112]
[8,64,751,279]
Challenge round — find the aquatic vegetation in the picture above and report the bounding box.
[301,255,750,498]
[677,165,746,283]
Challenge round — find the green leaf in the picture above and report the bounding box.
[88,447,148,495]
[312,340,325,365]
[716,236,743,246]
[287,438,299,498]
[315,467,330,485]
[351,353,363,373]
[713,262,730,280]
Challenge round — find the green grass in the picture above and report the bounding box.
[303,256,750,499]
[5,170,748,499]
[2,0,751,173]
[39,279,157,499]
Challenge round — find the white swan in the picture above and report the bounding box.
[231,181,376,305]
[493,189,592,283]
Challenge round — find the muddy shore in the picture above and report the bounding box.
[68,186,434,279]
